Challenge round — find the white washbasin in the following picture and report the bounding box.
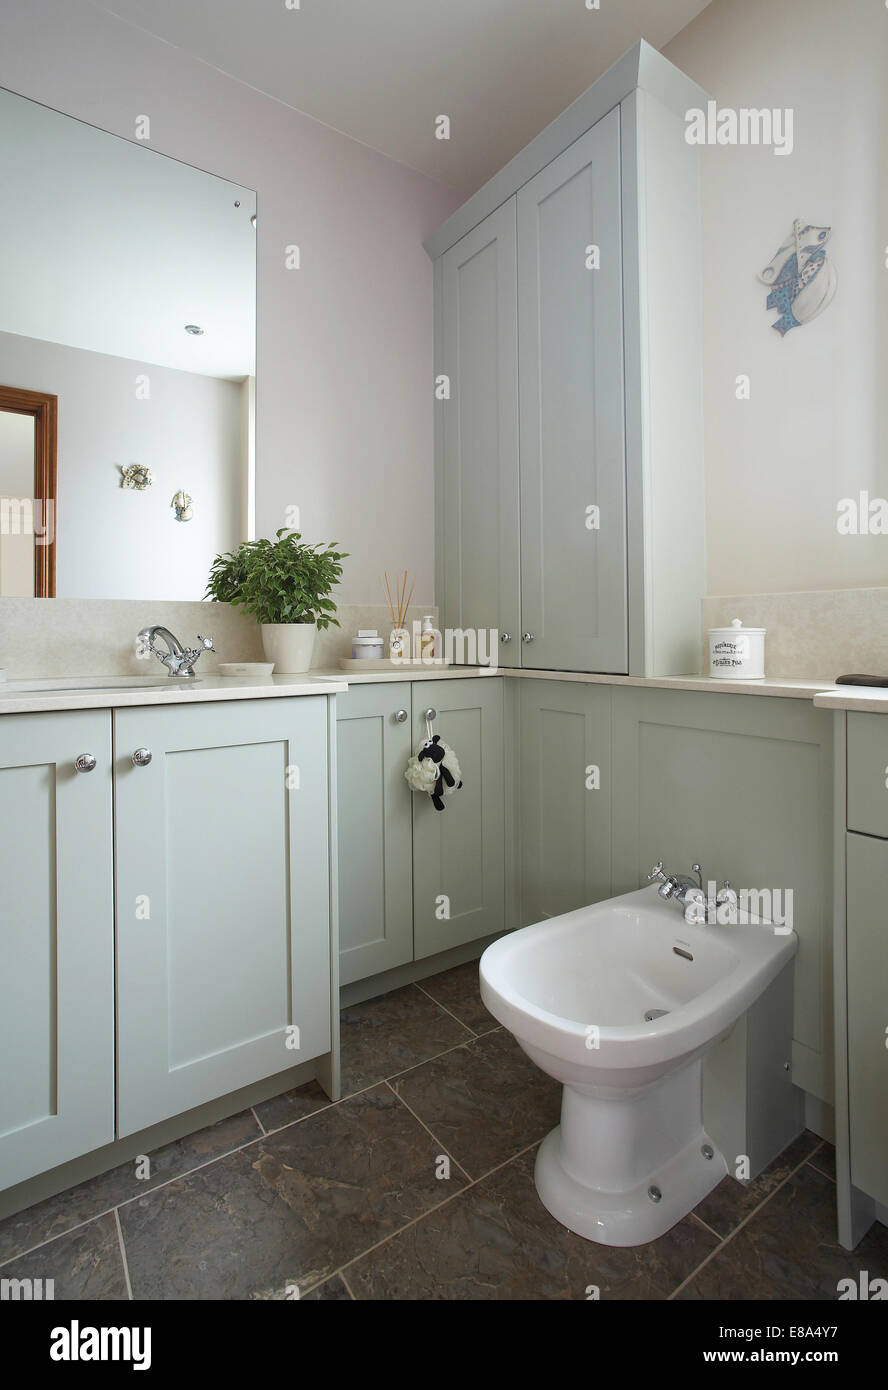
[0,677,195,695]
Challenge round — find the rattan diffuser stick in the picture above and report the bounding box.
[382,570,415,630]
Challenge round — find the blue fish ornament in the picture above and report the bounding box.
[758,221,836,335]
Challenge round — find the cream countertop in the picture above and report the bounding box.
[0,673,347,715]
[312,664,844,698]
[0,664,850,715]
[813,688,888,714]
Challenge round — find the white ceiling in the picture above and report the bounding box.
[0,86,256,378]
[101,0,712,193]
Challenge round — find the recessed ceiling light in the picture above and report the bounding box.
[184,324,204,336]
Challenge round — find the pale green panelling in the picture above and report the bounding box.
[336,683,414,985]
[0,710,115,1189]
[114,697,331,1137]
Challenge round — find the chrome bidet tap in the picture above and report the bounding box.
[647,860,737,925]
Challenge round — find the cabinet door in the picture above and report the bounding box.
[412,678,505,958]
[336,684,414,985]
[518,108,627,673]
[519,681,612,925]
[439,202,521,666]
[0,711,114,1190]
[847,713,888,839]
[115,698,331,1137]
[846,831,888,1207]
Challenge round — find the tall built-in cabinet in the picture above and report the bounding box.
[429,42,706,677]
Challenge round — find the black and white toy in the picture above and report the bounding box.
[405,733,463,812]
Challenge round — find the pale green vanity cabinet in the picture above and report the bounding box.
[336,677,506,980]
[0,711,115,1188]
[519,680,613,924]
[845,831,888,1209]
[114,697,332,1136]
[336,683,414,985]
[411,678,506,960]
[847,712,888,839]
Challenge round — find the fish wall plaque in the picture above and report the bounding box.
[120,464,153,490]
[758,220,836,336]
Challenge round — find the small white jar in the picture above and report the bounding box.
[351,629,384,660]
[708,618,766,680]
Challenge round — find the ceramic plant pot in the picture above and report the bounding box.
[260,622,317,674]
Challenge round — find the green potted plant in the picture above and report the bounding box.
[206,529,348,673]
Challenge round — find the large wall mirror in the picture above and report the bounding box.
[0,87,256,600]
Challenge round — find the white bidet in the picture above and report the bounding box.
[479,885,797,1246]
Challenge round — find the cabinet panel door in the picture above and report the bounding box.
[519,681,612,925]
[846,831,888,1207]
[611,687,834,1103]
[412,679,505,958]
[115,698,331,1137]
[440,202,520,666]
[336,684,414,985]
[518,108,627,673]
[847,712,888,840]
[0,711,114,1190]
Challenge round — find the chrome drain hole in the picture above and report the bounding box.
[644,1008,669,1022]
[648,1186,662,1203]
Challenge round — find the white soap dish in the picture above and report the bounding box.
[218,662,275,677]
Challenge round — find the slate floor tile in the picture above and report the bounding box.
[339,985,472,1095]
[119,1085,465,1300]
[252,1080,331,1134]
[0,1109,261,1266]
[807,1143,836,1182]
[391,1028,562,1179]
[691,1129,823,1239]
[415,961,497,1035]
[347,1149,718,1301]
[678,1162,888,1300]
[0,1213,128,1300]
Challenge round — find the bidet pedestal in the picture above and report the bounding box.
[534,1059,727,1246]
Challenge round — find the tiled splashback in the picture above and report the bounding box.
[701,589,888,680]
[0,598,436,678]
[3,590,883,682]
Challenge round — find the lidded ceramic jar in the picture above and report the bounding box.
[708,618,765,680]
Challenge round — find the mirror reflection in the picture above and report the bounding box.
[0,87,256,599]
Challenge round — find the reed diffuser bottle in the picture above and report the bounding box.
[382,570,414,663]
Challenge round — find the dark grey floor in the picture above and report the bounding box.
[1,960,886,1300]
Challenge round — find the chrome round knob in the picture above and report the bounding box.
[131,748,153,767]
[500,632,512,644]
[394,709,408,723]
[522,632,535,643]
[74,753,96,774]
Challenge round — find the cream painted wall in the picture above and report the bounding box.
[666,0,888,596]
[0,331,245,601]
[0,0,460,606]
